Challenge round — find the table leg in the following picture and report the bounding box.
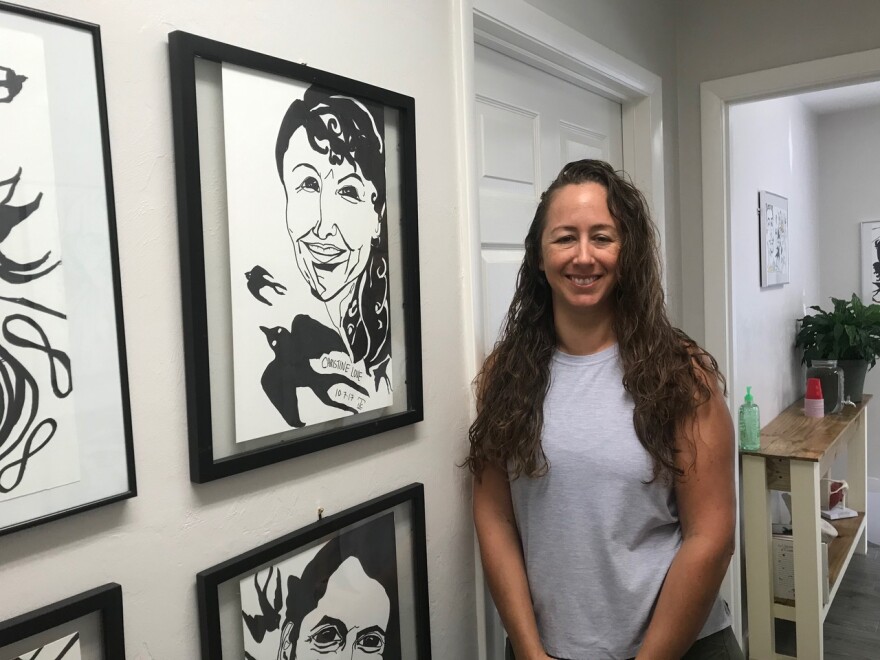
[847,408,868,555]
[790,459,823,660]
[742,454,775,659]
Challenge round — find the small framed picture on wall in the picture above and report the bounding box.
[860,220,880,304]
[758,190,790,288]
[0,583,125,659]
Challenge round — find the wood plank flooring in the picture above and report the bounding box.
[774,541,880,658]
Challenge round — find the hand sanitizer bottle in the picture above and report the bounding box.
[738,386,760,451]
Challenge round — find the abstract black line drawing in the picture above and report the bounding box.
[245,264,287,305]
[0,64,27,103]
[15,631,81,660]
[241,512,401,660]
[859,221,880,304]
[0,2,134,537]
[0,313,72,494]
[872,235,880,303]
[0,167,59,284]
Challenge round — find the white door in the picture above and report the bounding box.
[475,42,623,354]
[474,42,623,659]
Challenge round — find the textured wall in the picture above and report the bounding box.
[728,96,820,423]
[0,1,477,657]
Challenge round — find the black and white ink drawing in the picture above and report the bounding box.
[15,631,81,660]
[859,221,880,303]
[222,65,393,442]
[240,512,400,660]
[0,26,79,503]
[759,191,789,288]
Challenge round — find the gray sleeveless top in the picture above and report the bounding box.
[509,345,729,659]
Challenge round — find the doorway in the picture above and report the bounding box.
[702,48,880,657]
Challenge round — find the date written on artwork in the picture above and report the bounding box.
[312,353,368,411]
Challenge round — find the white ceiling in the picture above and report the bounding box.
[797,80,880,115]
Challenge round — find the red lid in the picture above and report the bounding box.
[806,377,823,400]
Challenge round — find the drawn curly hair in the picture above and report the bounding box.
[276,86,390,381]
[465,160,726,482]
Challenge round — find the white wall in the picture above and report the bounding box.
[0,1,477,657]
[729,97,821,425]
[523,0,684,324]
[816,104,880,541]
[676,0,880,343]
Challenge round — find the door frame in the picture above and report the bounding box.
[455,1,666,658]
[701,47,880,653]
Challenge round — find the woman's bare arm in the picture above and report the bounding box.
[636,371,736,659]
[473,464,553,660]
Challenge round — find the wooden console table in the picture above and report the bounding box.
[741,395,869,660]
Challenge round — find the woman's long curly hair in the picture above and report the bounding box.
[465,160,725,482]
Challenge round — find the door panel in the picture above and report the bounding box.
[475,42,622,353]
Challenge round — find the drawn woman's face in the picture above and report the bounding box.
[292,556,390,659]
[283,125,380,302]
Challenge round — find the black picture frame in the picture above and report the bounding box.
[197,482,431,659]
[168,31,423,483]
[0,2,135,536]
[0,583,125,659]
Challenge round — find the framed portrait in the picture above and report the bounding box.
[860,220,880,304]
[758,190,790,288]
[197,482,431,660]
[0,2,135,536]
[168,31,423,483]
[0,583,125,659]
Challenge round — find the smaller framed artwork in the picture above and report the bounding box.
[0,583,125,659]
[197,483,431,660]
[0,2,135,536]
[169,31,423,483]
[860,221,880,304]
[758,190,790,288]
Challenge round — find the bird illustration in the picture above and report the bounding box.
[245,264,286,305]
[0,167,43,243]
[0,65,27,103]
[260,315,369,428]
[0,167,56,284]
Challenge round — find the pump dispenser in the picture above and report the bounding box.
[738,386,761,451]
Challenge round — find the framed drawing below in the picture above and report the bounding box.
[197,482,431,660]
[169,31,423,483]
[0,2,134,536]
[0,583,125,659]
[758,190,790,288]
[860,220,880,304]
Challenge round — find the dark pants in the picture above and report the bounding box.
[505,626,744,660]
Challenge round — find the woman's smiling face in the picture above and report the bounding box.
[283,125,380,302]
[539,181,621,318]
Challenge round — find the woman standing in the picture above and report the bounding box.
[467,160,741,659]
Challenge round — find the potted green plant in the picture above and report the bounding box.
[795,293,880,402]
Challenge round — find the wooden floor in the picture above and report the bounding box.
[774,541,880,659]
